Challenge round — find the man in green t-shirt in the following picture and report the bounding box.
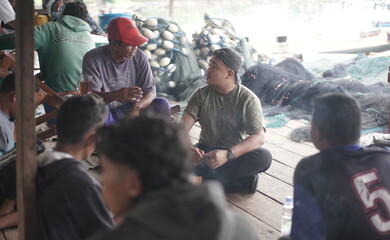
[182,48,272,194]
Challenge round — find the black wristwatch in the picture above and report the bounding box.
[227,148,235,161]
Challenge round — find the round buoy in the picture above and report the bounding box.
[179,37,186,44]
[159,57,170,67]
[145,18,158,27]
[201,47,209,57]
[168,81,176,88]
[162,31,174,41]
[167,63,176,73]
[209,44,220,52]
[153,30,160,39]
[168,24,179,33]
[142,27,154,39]
[209,34,221,44]
[162,40,174,49]
[150,61,160,68]
[154,48,166,56]
[146,43,157,51]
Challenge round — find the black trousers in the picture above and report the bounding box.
[193,144,272,185]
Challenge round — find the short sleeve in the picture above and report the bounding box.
[0,0,15,24]
[184,88,203,121]
[243,93,264,135]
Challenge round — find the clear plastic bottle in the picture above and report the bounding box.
[280,196,293,236]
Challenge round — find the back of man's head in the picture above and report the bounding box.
[97,116,192,193]
[56,95,106,145]
[62,1,88,22]
[0,73,15,95]
[312,93,361,146]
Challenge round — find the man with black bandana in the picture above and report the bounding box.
[181,47,272,194]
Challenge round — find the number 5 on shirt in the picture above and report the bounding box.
[351,169,390,234]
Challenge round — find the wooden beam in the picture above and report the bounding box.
[169,0,174,20]
[15,0,38,239]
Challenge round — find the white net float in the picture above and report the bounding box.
[168,23,179,33]
[150,60,160,68]
[154,48,166,56]
[146,43,157,51]
[159,57,171,67]
[162,31,174,41]
[145,18,158,27]
[142,27,154,39]
[162,40,174,49]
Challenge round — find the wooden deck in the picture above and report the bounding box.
[189,119,318,239]
[0,119,317,240]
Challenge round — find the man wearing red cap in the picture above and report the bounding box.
[82,17,170,121]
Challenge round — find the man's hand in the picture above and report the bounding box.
[111,87,143,103]
[204,150,229,169]
[192,147,204,165]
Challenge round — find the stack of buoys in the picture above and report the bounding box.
[132,14,203,100]
[192,14,262,74]
[132,14,189,87]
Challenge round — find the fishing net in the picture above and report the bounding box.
[192,14,262,77]
[242,57,390,142]
[133,15,203,100]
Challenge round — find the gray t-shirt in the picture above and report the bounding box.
[0,109,14,155]
[82,45,156,108]
[185,84,264,149]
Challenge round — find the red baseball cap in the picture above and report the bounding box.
[107,17,148,46]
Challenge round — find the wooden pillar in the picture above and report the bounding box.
[169,0,174,20]
[15,0,38,239]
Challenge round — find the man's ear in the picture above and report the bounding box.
[125,171,142,199]
[227,69,235,79]
[84,131,98,147]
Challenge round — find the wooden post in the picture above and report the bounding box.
[169,0,174,20]
[15,0,38,239]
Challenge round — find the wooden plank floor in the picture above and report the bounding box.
[188,119,318,240]
[0,119,317,240]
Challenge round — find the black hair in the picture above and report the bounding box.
[62,1,88,22]
[56,95,106,145]
[0,72,15,94]
[312,93,361,145]
[97,116,192,193]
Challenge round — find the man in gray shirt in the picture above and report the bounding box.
[83,17,170,122]
[182,48,272,194]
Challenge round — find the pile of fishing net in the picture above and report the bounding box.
[132,14,204,100]
[192,14,263,76]
[241,57,390,142]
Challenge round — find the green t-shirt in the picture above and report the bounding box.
[185,84,264,149]
[0,15,94,92]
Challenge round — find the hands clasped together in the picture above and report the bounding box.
[192,147,229,169]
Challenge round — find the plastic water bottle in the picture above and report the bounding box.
[281,196,293,236]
